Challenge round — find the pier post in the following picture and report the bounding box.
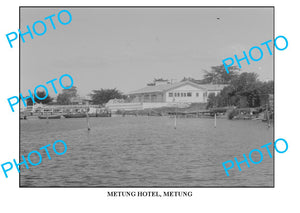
[214,113,217,128]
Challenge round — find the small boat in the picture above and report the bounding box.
[38,115,62,119]
[64,113,87,118]
[64,112,111,118]
[20,115,27,120]
[96,112,111,117]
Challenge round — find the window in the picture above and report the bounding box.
[187,92,192,97]
[184,93,186,97]
[169,93,173,97]
[181,93,183,97]
[196,93,199,97]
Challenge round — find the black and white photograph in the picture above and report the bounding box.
[20,7,274,187]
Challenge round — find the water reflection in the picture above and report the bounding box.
[20,117,274,187]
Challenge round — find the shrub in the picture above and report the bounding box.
[227,109,238,120]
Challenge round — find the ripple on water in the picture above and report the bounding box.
[20,117,274,187]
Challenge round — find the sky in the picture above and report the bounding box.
[20,7,273,97]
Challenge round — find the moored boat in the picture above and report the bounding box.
[64,113,87,118]
[20,115,27,120]
[64,112,111,118]
[38,115,62,119]
[96,112,111,117]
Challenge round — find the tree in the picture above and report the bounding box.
[205,72,274,109]
[89,88,126,105]
[180,65,239,84]
[202,65,240,84]
[257,81,274,106]
[230,72,260,107]
[181,77,207,84]
[62,86,78,97]
[217,85,236,106]
[206,93,217,109]
[26,91,53,105]
[57,93,71,105]
[231,72,259,92]
[56,86,78,105]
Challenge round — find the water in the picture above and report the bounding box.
[20,117,273,187]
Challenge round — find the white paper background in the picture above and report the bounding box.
[0,0,298,212]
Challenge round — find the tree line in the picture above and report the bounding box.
[26,64,273,108]
[26,86,126,106]
[198,65,274,108]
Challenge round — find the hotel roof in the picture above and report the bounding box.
[127,80,227,95]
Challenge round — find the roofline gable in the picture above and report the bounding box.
[164,81,207,92]
[127,80,228,95]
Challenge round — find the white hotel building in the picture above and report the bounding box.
[106,80,227,111]
[127,80,227,104]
